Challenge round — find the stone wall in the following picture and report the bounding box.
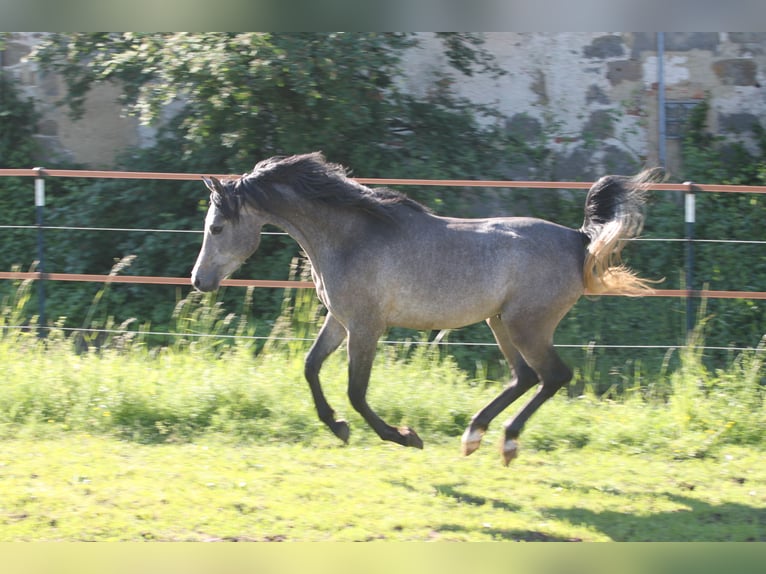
[1,32,141,169]
[403,32,766,178]
[3,32,765,177]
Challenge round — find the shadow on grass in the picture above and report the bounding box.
[434,482,523,512]
[545,493,766,541]
[430,482,583,541]
[433,523,583,542]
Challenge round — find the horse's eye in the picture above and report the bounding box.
[210,224,224,236]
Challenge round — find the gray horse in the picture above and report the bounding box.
[192,152,661,465]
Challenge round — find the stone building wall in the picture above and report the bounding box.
[2,32,765,177]
[403,32,766,178]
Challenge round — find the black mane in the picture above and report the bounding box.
[231,152,430,221]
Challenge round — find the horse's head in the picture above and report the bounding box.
[191,176,264,292]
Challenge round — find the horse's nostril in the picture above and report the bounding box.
[193,275,200,289]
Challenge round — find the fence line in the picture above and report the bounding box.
[1,271,765,301]
[2,324,763,354]
[1,172,765,300]
[3,224,766,247]
[1,167,765,350]
[0,224,288,236]
[3,167,766,193]
[0,271,307,290]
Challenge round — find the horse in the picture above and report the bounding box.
[191,152,662,465]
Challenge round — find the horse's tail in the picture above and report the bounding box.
[580,167,665,295]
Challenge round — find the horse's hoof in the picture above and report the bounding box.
[332,419,350,444]
[461,427,484,456]
[501,438,519,466]
[400,426,424,449]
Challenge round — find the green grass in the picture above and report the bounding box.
[0,282,764,541]
[1,323,762,457]
[0,436,763,541]
[0,330,763,542]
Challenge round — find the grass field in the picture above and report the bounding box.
[1,436,764,542]
[0,286,764,542]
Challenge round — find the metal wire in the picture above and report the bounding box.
[1,325,763,352]
[0,225,287,236]
[1,225,764,245]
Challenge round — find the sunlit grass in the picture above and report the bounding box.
[2,328,762,457]
[0,435,763,541]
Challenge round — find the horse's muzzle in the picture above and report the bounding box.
[191,271,219,292]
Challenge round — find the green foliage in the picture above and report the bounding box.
[26,33,518,335]
[677,98,766,351]
[0,70,96,330]
[539,98,766,386]
[33,33,508,176]
[0,72,40,270]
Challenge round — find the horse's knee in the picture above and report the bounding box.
[555,364,574,387]
[304,352,324,382]
[515,363,539,388]
[540,364,573,395]
[303,359,317,382]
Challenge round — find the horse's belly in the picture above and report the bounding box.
[384,291,500,330]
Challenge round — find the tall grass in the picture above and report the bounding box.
[0,271,763,459]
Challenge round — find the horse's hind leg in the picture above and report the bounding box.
[305,313,349,443]
[500,328,573,465]
[346,326,424,449]
[462,315,539,456]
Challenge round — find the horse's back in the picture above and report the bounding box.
[331,213,586,330]
[439,215,585,305]
[426,215,585,278]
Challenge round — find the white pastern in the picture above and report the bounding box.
[502,438,519,466]
[461,427,484,456]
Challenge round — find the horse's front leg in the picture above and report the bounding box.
[346,327,423,449]
[304,313,349,443]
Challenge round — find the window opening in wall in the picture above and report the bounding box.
[665,100,702,139]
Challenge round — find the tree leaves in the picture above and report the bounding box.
[21,33,518,332]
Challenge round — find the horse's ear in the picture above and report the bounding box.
[202,176,223,195]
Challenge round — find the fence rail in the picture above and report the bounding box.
[3,167,766,193]
[0,271,765,301]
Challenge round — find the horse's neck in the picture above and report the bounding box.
[264,200,364,270]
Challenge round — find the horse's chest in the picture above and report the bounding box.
[311,268,360,320]
[311,269,330,308]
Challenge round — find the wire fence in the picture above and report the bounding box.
[2,324,761,354]
[1,167,765,352]
[1,224,765,246]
